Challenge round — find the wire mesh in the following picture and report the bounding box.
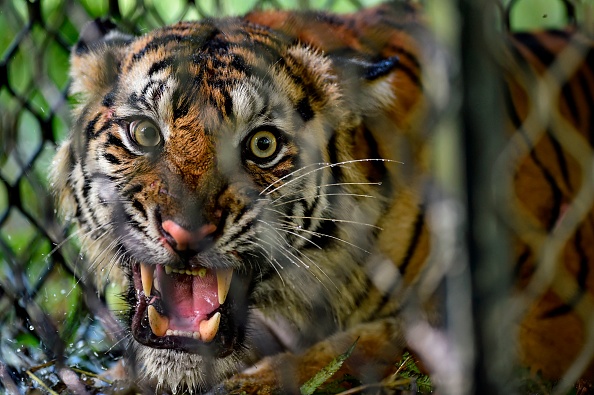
[0,0,592,394]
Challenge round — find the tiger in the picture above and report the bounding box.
[50,2,594,394]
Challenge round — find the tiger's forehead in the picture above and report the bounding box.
[115,20,291,133]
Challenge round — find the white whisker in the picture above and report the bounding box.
[263,207,381,230]
[261,158,401,196]
[247,239,286,286]
[257,219,322,249]
[287,225,372,255]
[256,221,337,291]
[273,193,375,207]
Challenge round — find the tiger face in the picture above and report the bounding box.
[53,6,428,392]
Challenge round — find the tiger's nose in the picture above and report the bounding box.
[161,220,217,252]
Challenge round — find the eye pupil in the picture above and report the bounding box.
[256,136,271,151]
[142,126,157,140]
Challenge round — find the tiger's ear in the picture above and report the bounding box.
[70,19,133,97]
[333,55,400,114]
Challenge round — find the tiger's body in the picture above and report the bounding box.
[51,3,594,393]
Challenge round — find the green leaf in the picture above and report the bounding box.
[300,339,358,395]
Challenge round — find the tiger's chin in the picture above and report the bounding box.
[132,342,247,392]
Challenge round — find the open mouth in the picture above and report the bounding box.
[130,262,248,356]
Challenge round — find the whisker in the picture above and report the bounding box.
[257,227,302,269]
[268,181,383,204]
[264,222,339,290]
[67,232,123,297]
[257,224,334,291]
[107,331,133,353]
[46,221,115,262]
[259,161,333,196]
[261,158,401,196]
[257,219,322,250]
[286,225,372,254]
[273,193,375,207]
[246,239,286,286]
[263,207,382,230]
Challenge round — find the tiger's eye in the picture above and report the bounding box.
[249,130,277,159]
[130,120,161,147]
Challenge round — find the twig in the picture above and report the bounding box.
[29,360,57,373]
[26,370,60,395]
[336,378,415,395]
[71,367,114,385]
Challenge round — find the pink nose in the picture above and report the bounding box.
[161,220,217,251]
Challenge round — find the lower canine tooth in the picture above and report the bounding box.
[148,305,169,337]
[199,312,221,343]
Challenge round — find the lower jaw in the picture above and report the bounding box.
[133,343,245,393]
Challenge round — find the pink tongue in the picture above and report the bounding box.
[156,266,220,331]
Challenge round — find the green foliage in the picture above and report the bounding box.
[394,352,433,393]
[300,340,358,395]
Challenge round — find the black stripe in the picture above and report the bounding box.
[104,153,121,165]
[350,274,376,310]
[577,68,594,143]
[131,34,192,64]
[172,86,192,120]
[327,133,342,181]
[140,79,165,100]
[362,126,389,186]
[132,199,147,219]
[513,32,556,67]
[230,54,249,73]
[513,246,532,279]
[122,184,143,198]
[503,84,563,230]
[78,174,102,228]
[102,90,116,107]
[306,214,338,251]
[127,92,148,109]
[561,82,581,126]
[85,113,102,138]
[296,97,314,122]
[398,209,424,274]
[148,57,174,76]
[223,87,233,118]
[547,129,571,191]
[106,133,132,155]
[542,226,588,318]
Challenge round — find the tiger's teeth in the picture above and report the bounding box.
[165,266,172,275]
[148,305,169,337]
[199,312,221,343]
[217,269,233,305]
[140,263,153,296]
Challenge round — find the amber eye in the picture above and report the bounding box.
[249,130,277,159]
[130,120,161,147]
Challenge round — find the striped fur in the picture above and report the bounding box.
[502,29,594,382]
[51,3,594,393]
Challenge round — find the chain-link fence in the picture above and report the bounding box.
[0,0,592,394]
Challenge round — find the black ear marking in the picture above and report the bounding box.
[74,18,119,55]
[363,56,400,80]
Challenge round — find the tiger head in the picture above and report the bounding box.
[52,10,426,392]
